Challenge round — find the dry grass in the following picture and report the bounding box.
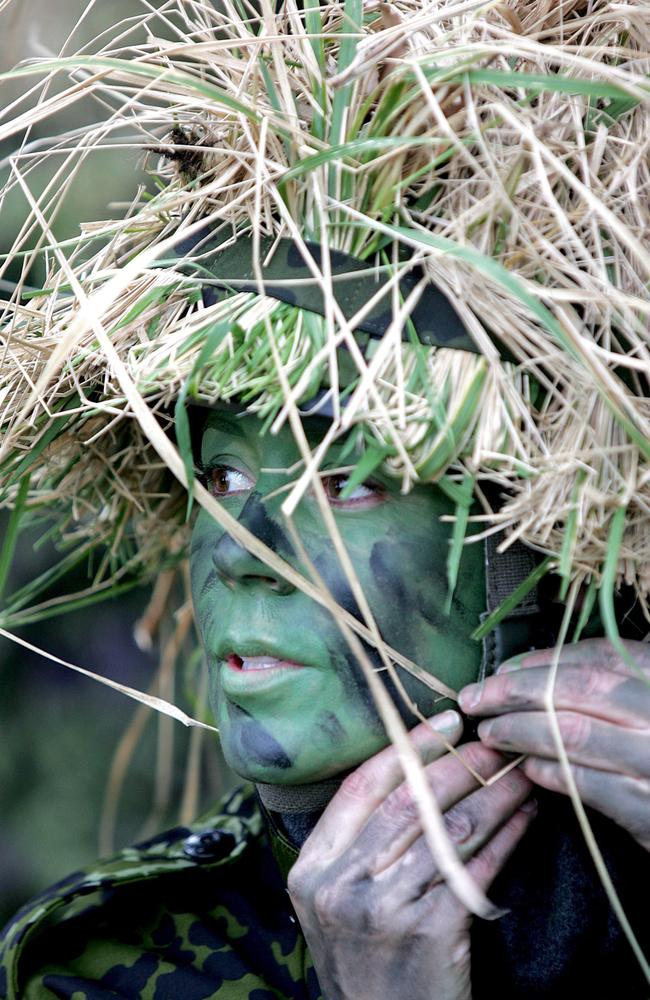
[1,0,648,615]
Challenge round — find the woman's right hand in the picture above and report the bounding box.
[287,712,535,1000]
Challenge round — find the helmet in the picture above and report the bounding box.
[1,0,648,686]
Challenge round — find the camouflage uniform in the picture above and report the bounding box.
[1,785,648,999]
[0,786,320,1000]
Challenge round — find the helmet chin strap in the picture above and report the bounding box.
[256,779,344,851]
[479,531,543,681]
[256,777,343,815]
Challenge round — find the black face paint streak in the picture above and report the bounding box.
[371,539,473,634]
[190,533,212,561]
[335,643,391,728]
[199,568,221,600]
[312,552,364,622]
[319,712,347,745]
[238,492,294,557]
[230,705,293,770]
[370,540,411,615]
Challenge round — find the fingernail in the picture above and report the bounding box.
[497,653,526,674]
[519,797,538,815]
[432,709,462,732]
[477,719,493,740]
[458,683,481,712]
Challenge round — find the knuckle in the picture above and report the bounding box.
[458,740,501,774]
[562,664,608,700]
[470,841,500,881]
[443,805,476,845]
[339,766,377,803]
[383,783,418,824]
[583,637,649,672]
[312,881,338,924]
[312,877,378,931]
[287,862,312,901]
[312,875,356,925]
[496,768,532,797]
[524,757,564,792]
[557,712,591,751]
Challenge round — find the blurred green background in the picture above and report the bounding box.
[0,0,234,927]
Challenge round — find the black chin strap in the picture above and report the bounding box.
[480,531,542,680]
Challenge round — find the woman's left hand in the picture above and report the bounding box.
[458,638,650,852]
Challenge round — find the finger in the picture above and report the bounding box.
[496,637,650,679]
[477,710,650,778]
[458,664,650,728]
[301,710,464,864]
[373,767,534,902]
[355,743,529,875]
[522,757,650,852]
[411,805,536,923]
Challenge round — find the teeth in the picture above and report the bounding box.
[240,656,281,671]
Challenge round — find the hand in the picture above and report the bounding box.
[459,638,650,852]
[287,712,535,1000]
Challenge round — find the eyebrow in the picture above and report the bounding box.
[202,412,247,440]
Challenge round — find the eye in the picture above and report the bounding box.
[322,474,384,508]
[204,465,254,498]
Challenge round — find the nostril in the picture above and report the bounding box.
[241,574,281,588]
[211,525,295,594]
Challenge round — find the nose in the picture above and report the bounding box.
[211,492,296,595]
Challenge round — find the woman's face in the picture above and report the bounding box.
[190,410,485,784]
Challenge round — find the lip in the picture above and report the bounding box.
[212,639,315,697]
[226,653,305,672]
[218,655,314,698]
[215,637,312,667]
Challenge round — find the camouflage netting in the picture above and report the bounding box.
[1,0,649,620]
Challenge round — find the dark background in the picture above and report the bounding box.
[0,0,235,926]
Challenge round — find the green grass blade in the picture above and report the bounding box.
[328,0,362,196]
[114,283,179,331]
[0,57,259,140]
[571,576,598,642]
[339,443,391,499]
[598,506,648,683]
[416,364,487,480]
[472,556,554,641]
[413,63,645,103]
[0,474,31,603]
[1,541,96,615]
[0,579,142,630]
[283,135,438,183]
[444,473,474,615]
[0,395,80,493]
[384,222,650,463]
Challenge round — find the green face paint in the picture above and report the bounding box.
[190,411,485,784]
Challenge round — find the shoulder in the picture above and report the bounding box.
[0,785,263,1000]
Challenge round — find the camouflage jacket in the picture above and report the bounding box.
[1,786,648,999]
[0,785,320,1000]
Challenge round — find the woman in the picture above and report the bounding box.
[1,1,649,996]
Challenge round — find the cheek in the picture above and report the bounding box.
[190,518,229,629]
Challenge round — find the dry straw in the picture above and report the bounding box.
[1,0,648,629]
[0,0,649,928]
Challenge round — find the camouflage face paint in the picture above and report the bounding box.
[190,411,485,784]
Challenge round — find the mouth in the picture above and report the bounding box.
[227,653,305,672]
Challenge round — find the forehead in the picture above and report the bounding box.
[199,406,339,459]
